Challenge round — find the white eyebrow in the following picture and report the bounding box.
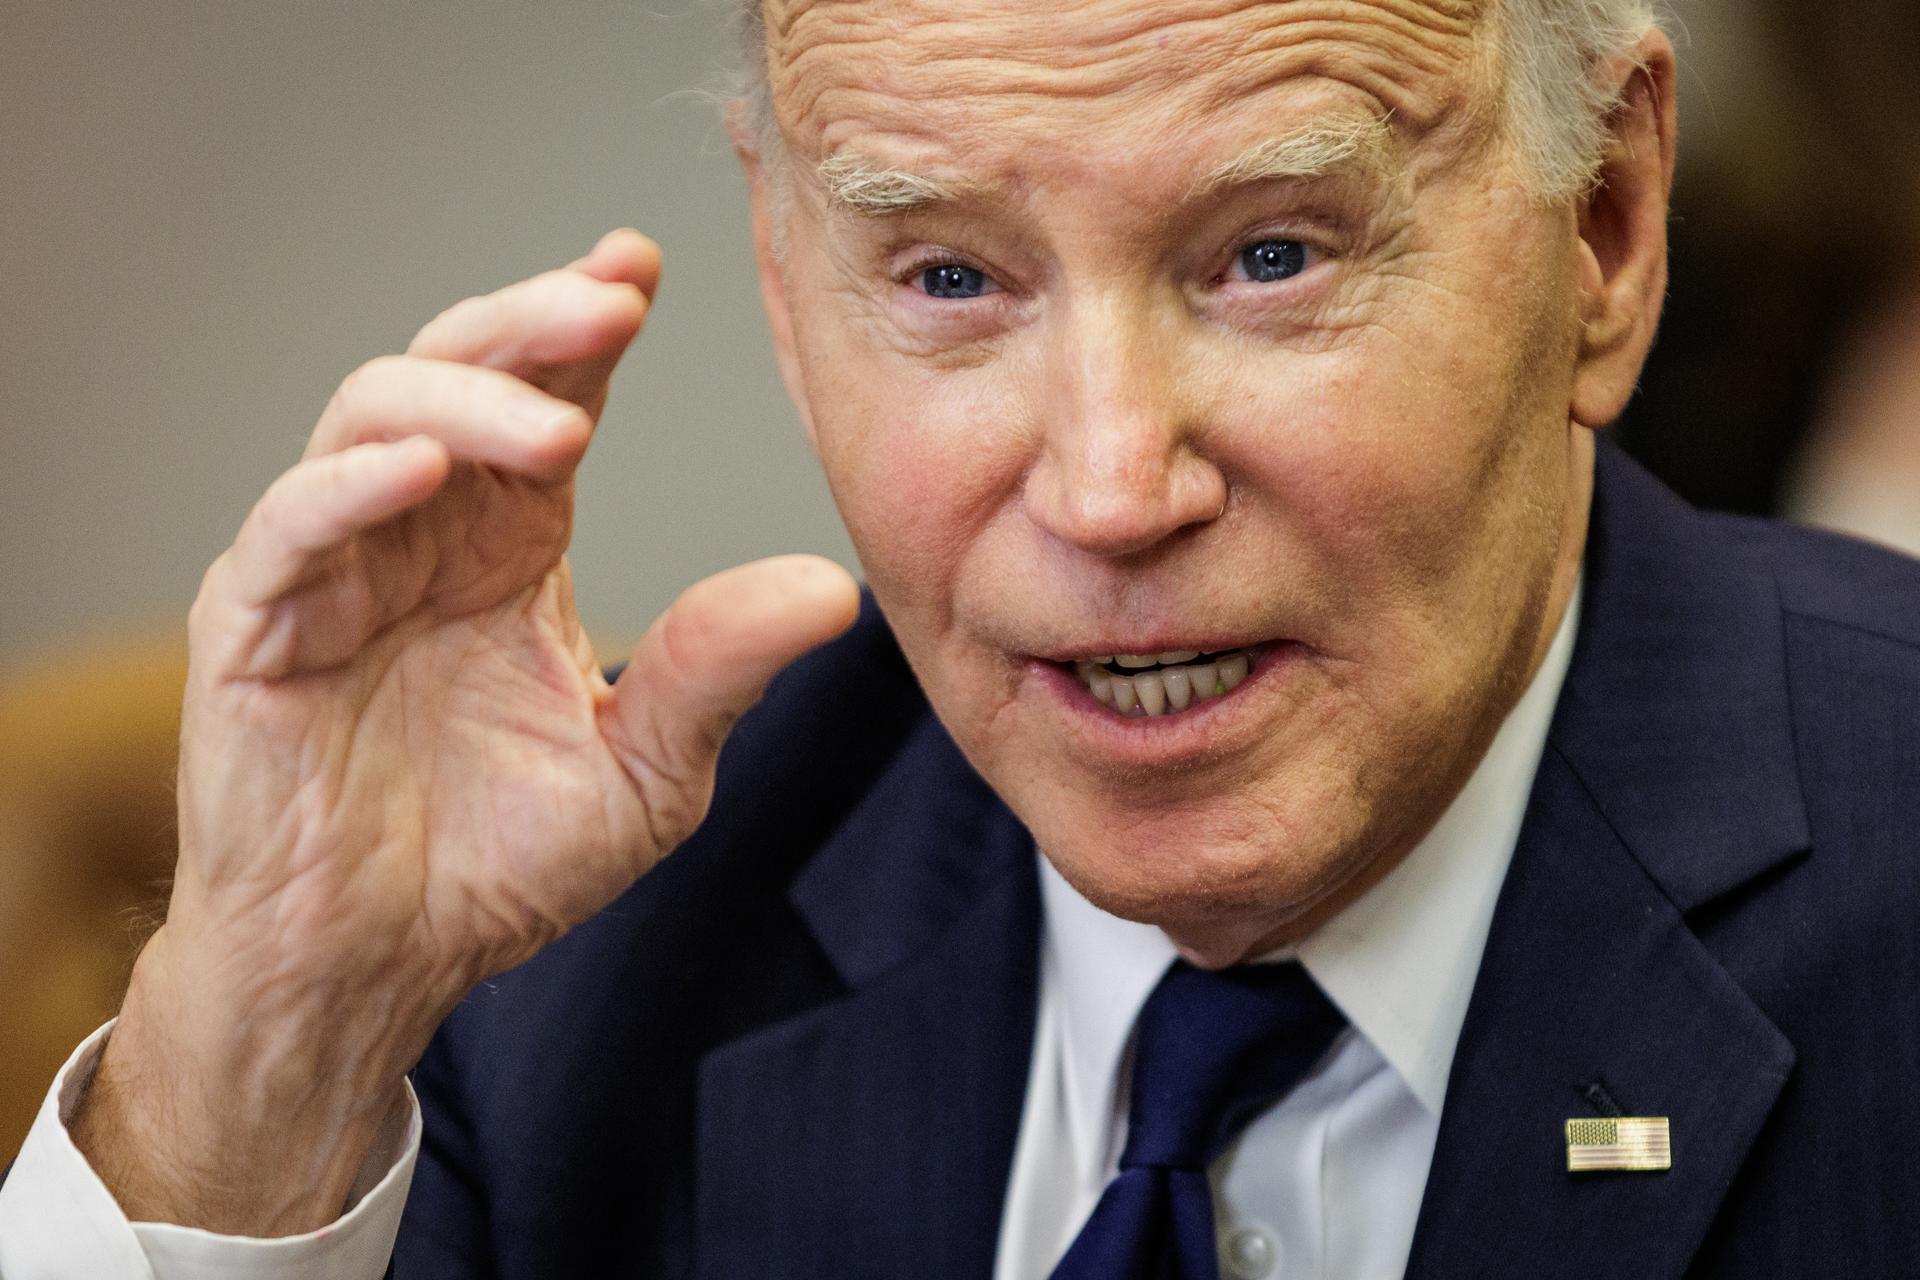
[1192,115,1399,197]
[814,114,1397,217]
[816,154,979,216]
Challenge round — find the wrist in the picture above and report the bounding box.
[69,926,432,1236]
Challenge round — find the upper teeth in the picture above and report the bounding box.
[1111,651,1200,668]
[1075,650,1252,716]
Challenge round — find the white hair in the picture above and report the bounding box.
[1495,0,1662,197]
[732,0,1661,202]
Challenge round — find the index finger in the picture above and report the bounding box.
[406,231,661,414]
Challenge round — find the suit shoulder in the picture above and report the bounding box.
[1704,517,1920,819]
[1707,513,1920,653]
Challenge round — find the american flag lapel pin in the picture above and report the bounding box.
[1565,1117,1672,1173]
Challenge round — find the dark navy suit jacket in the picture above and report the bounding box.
[382,443,1917,1275]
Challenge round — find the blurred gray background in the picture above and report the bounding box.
[1,0,855,662]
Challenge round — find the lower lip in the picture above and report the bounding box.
[1026,644,1307,763]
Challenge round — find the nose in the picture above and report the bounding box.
[1022,296,1226,558]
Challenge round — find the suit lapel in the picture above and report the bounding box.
[695,716,1040,1280]
[1402,749,1795,1279]
[1407,446,1809,1278]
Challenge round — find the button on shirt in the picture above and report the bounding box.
[0,587,1579,1279]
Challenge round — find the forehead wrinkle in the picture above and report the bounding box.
[768,1,1490,160]
[768,0,1483,72]
[1190,15,1483,129]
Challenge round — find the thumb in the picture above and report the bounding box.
[601,554,861,849]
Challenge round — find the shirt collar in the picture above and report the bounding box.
[1039,575,1583,1147]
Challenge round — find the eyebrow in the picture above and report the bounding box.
[1190,115,1400,198]
[816,154,986,217]
[814,113,1399,218]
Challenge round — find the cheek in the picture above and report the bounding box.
[1210,344,1484,595]
[797,327,1036,614]
[1242,268,1564,579]
[1190,294,1572,709]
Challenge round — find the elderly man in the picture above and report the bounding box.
[4,0,1918,1276]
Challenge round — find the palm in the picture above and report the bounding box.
[182,486,607,987]
[173,234,856,1002]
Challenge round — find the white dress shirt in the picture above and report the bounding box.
[0,585,1579,1279]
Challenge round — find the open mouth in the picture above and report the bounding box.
[1066,647,1259,717]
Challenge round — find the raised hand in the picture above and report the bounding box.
[69,231,859,1237]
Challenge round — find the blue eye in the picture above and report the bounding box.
[1236,239,1308,284]
[920,263,992,299]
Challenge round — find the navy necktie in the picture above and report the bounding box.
[1047,960,1346,1280]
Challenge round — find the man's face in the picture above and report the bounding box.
[753,0,1597,963]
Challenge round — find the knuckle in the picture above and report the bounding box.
[187,551,250,645]
[529,267,582,299]
[359,351,414,388]
[245,460,326,550]
[326,360,373,423]
[485,270,560,318]
[336,354,407,407]
[410,294,488,356]
[259,462,307,515]
[188,556,226,628]
[500,272,579,330]
[321,354,420,448]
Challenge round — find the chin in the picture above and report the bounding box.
[1037,799,1357,951]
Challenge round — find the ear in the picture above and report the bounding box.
[1570,28,1679,430]
[728,102,821,453]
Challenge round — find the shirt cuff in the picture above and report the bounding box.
[0,1020,421,1280]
